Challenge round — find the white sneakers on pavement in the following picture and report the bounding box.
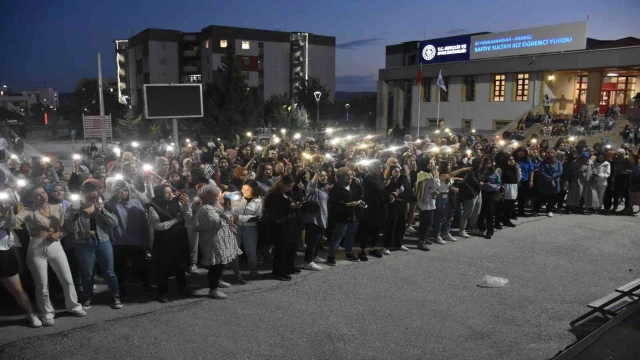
[209,289,227,299]
[27,313,42,328]
[459,230,471,238]
[218,280,231,289]
[433,236,447,245]
[382,249,391,255]
[405,226,417,235]
[547,212,554,217]
[312,256,325,264]
[399,245,409,251]
[443,233,457,242]
[303,262,323,271]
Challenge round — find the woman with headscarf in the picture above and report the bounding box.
[357,160,388,260]
[495,154,521,228]
[537,149,563,217]
[414,156,439,250]
[478,156,502,239]
[264,175,301,281]
[382,164,411,252]
[148,184,192,303]
[197,184,242,299]
[105,180,152,297]
[565,151,592,214]
[585,152,610,213]
[458,158,483,238]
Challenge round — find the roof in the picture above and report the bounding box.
[587,37,640,50]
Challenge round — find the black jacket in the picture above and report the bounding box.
[328,182,363,223]
[458,171,482,202]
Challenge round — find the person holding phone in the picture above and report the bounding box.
[327,167,363,265]
[67,182,122,309]
[230,180,263,282]
[3,186,87,326]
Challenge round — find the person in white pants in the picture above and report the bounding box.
[4,186,86,326]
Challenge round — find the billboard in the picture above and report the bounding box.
[470,21,587,60]
[144,84,203,119]
[419,35,471,65]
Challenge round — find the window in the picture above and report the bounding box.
[515,73,529,101]
[427,119,439,127]
[220,40,228,48]
[493,120,512,130]
[205,40,210,49]
[158,57,166,65]
[187,74,201,83]
[243,73,250,81]
[421,78,431,102]
[462,119,473,130]
[463,76,476,101]
[243,57,250,66]
[160,43,166,51]
[439,77,449,102]
[242,41,250,50]
[492,74,506,101]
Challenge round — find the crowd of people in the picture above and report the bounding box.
[1,126,639,329]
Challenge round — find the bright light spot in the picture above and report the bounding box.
[143,164,153,171]
[302,153,312,159]
[16,179,27,188]
[171,142,175,146]
[365,135,373,139]
[568,137,576,142]
[330,138,339,145]
[10,154,18,160]
[280,129,286,135]
[326,128,334,134]
[466,150,472,155]
[531,139,537,144]
[414,139,422,144]
[358,159,373,166]
[186,138,191,143]
[445,128,451,133]
[255,145,263,151]
[131,141,139,148]
[115,174,123,180]
[293,133,301,139]
[434,130,440,134]
[471,129,476,133]
[513,142,519,147]
[273,137,280,144]
[167,146,174,151]
[246,132,252,137]
[42,156,50,163]
[387,146,399,152]
[232,193,241,201]
[499,140,506,146]
[445,147,452,153]
[605,144,612,149]
[429,147,440,153]
[70,194,80,201]
[72,154,82,160]
[0,192,9,200]
[345,135,354,140]
[113,147,121,154]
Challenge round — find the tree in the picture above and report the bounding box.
[115,107,143,139]
[64,78,126,130]
[203,51,261,138]
[264,93,291,128]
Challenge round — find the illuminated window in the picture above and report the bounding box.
[205,40,210,49]
[187,75,201,83]
[242,41,250,50]
[422,78,431,102]
[463,76,476,101]
[492,74,506,102]
[515,73,529,101]
[220,40,228,48]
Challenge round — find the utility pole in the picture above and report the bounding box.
[97,53,107,151]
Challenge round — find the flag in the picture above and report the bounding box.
[437,70,447,92]
[415,65,422,85]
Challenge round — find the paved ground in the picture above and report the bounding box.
[1,209,638,360]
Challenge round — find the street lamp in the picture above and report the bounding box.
[345,103,350,123]
[313,91,322,130]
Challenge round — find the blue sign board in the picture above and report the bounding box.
[419,35,471,65]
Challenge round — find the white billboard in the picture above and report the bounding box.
[470,21,587,60]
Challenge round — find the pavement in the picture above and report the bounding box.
[1,209,639,360]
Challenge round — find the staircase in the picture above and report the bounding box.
[514,116,638,151]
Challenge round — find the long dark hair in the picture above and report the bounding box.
[512,147,529,162]
[242,180,260,198]
[266,174,294,198]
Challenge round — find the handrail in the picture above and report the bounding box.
[491,106,543,137]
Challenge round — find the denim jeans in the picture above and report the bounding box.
[329,221,359,257]
[232,225,258,273]
[75,235,119,297]
[417,209,434,242]
[430,196,451,237]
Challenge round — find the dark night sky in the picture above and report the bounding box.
[1,0,638,94]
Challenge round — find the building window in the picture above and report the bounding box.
[158,57,166,65]
[427,119,439,127]
[242,41,250,50]
[160,43,166,51]
[421,78,431,102]
[492,74,506,102]
[187,75,201,83]
[493,120,512,130]
[243,57,250,66]
[439,77,449,102]
[462,119,473,130]
[220,40,228,48]
[243,73,250,81]
[463,76,476,101]
[205,40,210,49]
[515,73,529,101]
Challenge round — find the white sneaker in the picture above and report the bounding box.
[399,245,409,251]
[27,313,42,328]
[459,230,471,238]
[443,233,457,242]
[312,256,326,264]
[218,280,231,289]
[41,317,55,326]
[208,289,227,299]
[433,236,447,245]
[547,212,554,217]
[405,226,417,234]
[70,308,87,317]
[303,262,323,271]
[382,249,391,255]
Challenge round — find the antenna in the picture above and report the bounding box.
[285,20,287,32]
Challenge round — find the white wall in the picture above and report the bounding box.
[263,41,291,99]
[411,72,543,131]
[148,40,179,84]
[543,72,575,113]
[308,44,335,102]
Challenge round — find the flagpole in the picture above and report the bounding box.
[436,88,440,129]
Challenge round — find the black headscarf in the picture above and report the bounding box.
[150,185,182,221]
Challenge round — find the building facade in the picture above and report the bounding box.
[123,26,335,110]
[377,21,640,133]
[0,87,58,115]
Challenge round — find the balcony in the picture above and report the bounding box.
[183,49,199,58]
[183,65,199,73]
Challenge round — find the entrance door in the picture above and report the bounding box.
[599,91,611,114]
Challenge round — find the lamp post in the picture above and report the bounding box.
[345,103,350,123]
[313,91,321,131]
